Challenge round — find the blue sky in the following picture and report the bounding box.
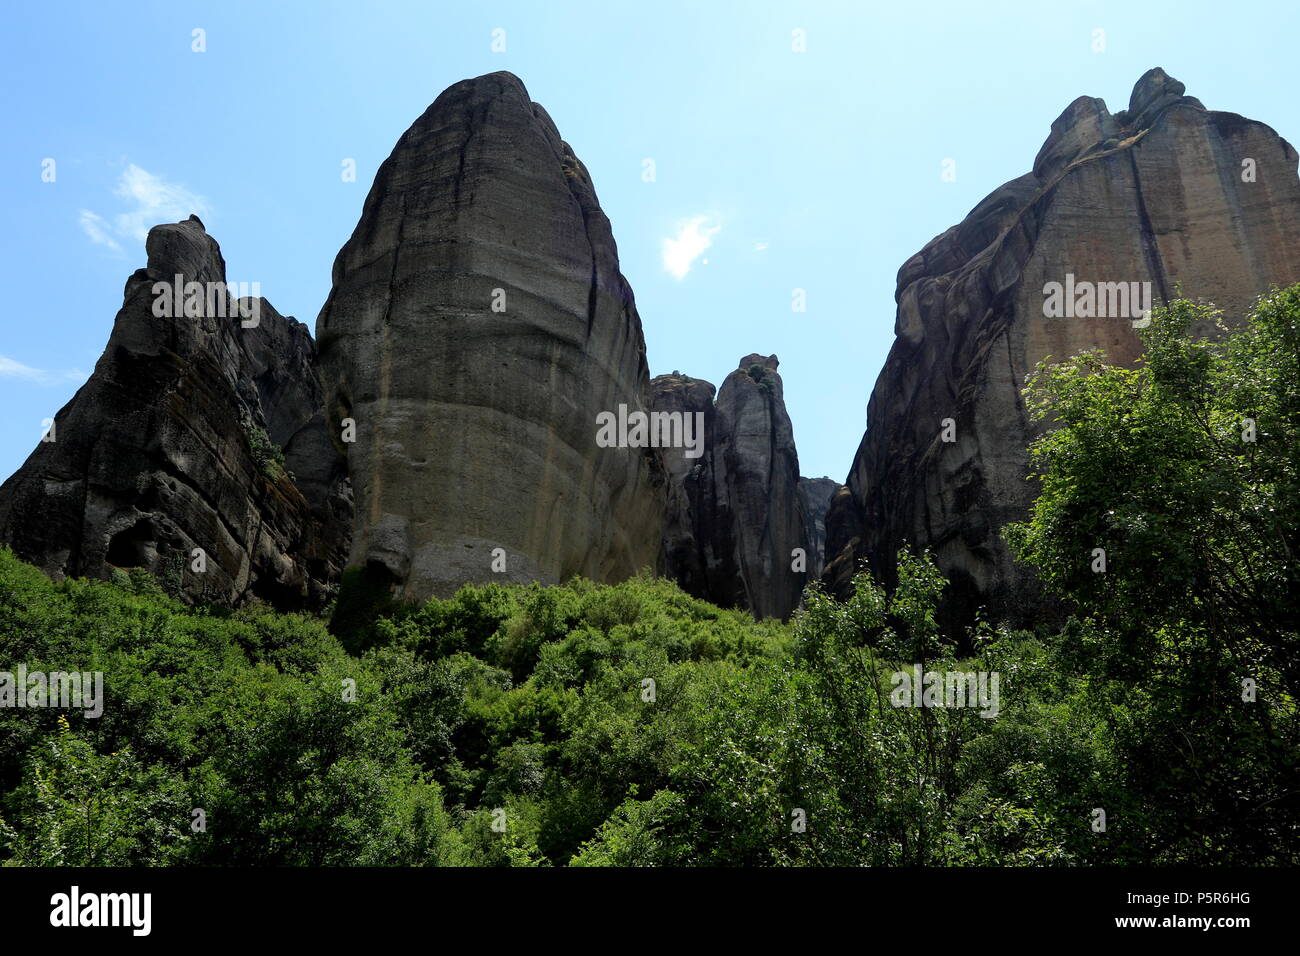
[2,0,1297,485]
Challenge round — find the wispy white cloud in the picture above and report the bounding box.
[754,241,769,252]
[78,209,122,254]
[662,216,720,280]
[79,164,210,252]
[0,355,84,386]
[112,164,209,240]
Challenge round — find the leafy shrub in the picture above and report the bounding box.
[242,420,285,479]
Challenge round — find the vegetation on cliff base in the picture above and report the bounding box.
[0,288,1296,865]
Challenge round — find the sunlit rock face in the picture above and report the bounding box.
[316,71,664,601]
[824,68,1300,626]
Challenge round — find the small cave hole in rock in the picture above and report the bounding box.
[107,520,154,568]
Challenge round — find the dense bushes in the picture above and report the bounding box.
[1,289,1296,866]
[2,543,1293,865]
[0,558,794,865]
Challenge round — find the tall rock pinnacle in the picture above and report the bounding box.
[654,355,834,620]
[316,72,665,600]
[0,217,352,607]
[824,68,1300,625]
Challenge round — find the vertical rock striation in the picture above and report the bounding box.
[316,71,664,601]
[653,372,718,603]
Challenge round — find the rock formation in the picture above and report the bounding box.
[316,71,664,601]
[18,68,1283,630]
[797,476,839,582]
[824,68,1300,625]
[654,355,835,620]
[653,371,718,603]
[0,216,351,608]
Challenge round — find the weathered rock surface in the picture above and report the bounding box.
[316,71,664,601]
[797,476,840,582]
[653,372,717,603]
[0,216,351,608]
[824,68,1300,625]
[655,355,830,620]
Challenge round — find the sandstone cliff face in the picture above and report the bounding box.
[654,355,833,620]
[653,372,717,603]
[797,476,839,582]
[824,69,1300,624]
[0,217,351,608]
[316,71,664,601]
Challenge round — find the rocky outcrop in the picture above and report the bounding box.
[824,68,1300,625]
[316,71,664,601]
[797,477,839,582]
[655,355,825,620]
[0,216,351,608]
[653,372,717,603]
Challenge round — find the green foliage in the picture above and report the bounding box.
[570,788,688,866]
[190,663,453,866]
[4,287,1300,880]
[0,716,189,866]
[0,549,793,867]
[1006,288,1300,691]
[0,547,449,866]
[242,420,286,479]
[1003,287,1300,862]
[331,563,405,653]
[745,363,776,395]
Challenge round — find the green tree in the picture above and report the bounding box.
[1004,287,1300,863]
[1006,287,1300,692]
[0,716,189,866]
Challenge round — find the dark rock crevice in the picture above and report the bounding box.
[1128,148,1173,307]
